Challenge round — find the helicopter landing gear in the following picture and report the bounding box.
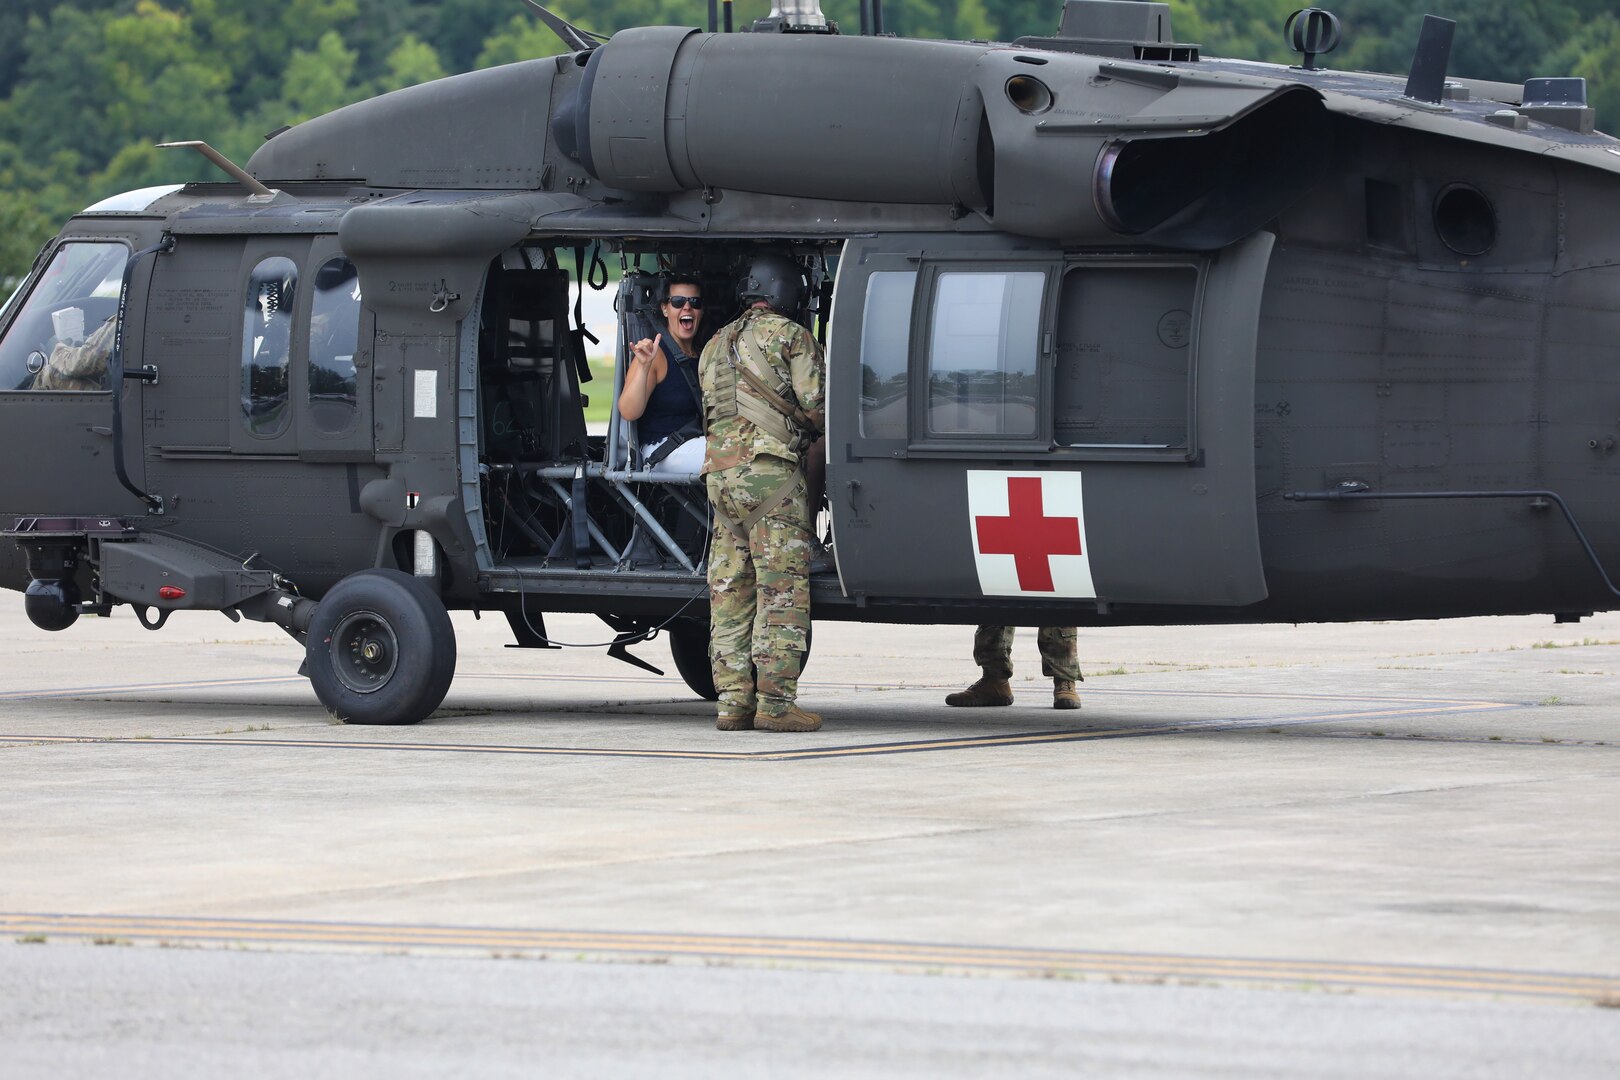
[666,617,814,704]
[305,569,457,725]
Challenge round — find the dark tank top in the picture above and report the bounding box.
[638,340,700,444]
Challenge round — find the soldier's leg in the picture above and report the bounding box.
[972,625,1017,680]
[946,625,1016,706]
[1037,626,1082,710]
[706,472,758,719]
[1035,626,1081,681]
[747,460,813,720]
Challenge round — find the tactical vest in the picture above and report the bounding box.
[703,312,804,450]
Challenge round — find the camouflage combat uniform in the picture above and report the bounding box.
[972,625,1082,682]
[699,306,825,722]
[34,316,116,391]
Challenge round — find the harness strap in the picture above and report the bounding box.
[644,418,703,465]
[664,338,704,402]
[727,346,796,448]
[731,331,821,438]
[570,246,599,383]
[711,470,801,545]
[643,340,704,466]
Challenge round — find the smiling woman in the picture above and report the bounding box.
[618,275,707,475]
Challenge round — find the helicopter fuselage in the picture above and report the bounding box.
[2,6,1618,721]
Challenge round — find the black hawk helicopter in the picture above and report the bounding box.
[2,0,1617,723]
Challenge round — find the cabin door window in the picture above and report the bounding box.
[922,270,1045,439]
[1054,264,1198,455]
[240,256,299,438]
[857,270,916,439]
[307,256,362,435]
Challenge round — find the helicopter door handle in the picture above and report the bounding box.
[845,479,861,511]
[89,425,113,437]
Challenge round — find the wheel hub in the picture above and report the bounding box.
[329,609,399,694]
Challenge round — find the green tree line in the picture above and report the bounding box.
[4,0,1617,287]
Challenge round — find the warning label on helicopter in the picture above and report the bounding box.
[966,471,1095,599]
[413,369,437,419]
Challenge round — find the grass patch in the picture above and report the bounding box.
[1532,637,1620,650]
[582,355,616,427]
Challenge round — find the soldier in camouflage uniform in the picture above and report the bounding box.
[699,252,825,732]
[32,315,116,391]
[946,625,1082,709]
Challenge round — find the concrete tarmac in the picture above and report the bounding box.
[1,603,1618,1074]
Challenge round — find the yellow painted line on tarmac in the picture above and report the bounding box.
[0,734,751,761]
[4,913,1613,1002]
[0,675,308,700]
[0,730,1177,762]
[0,670,1503,710]
[0,697,1522,762]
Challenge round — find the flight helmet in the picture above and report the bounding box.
[737,252,805,315]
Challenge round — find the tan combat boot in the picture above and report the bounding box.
[945,677,1014,707]
[716,710,755,731]
[755,705,822,732]
[1053,679,1080,710]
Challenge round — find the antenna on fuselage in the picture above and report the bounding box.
[522,0,606,51]
[155,141,274,198]
[1402,14,1456,105]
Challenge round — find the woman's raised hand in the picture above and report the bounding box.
[631,334,662,366]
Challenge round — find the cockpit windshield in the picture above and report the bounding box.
[0,279,25,323]
[0,241,128,392]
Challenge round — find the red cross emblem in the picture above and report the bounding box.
[974,476,1083,592]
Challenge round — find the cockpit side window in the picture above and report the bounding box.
[0,241,128,393]
[308,256,361,434]
[241,256,299,437]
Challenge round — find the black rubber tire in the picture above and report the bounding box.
[305,569,457,725]
[666,617,814,703]
[668,618,718,701]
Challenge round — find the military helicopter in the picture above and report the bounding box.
[2,0,1618,724]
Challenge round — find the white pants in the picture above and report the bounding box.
[641,435,706,475]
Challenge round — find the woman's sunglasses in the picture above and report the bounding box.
[665,295,703,310]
